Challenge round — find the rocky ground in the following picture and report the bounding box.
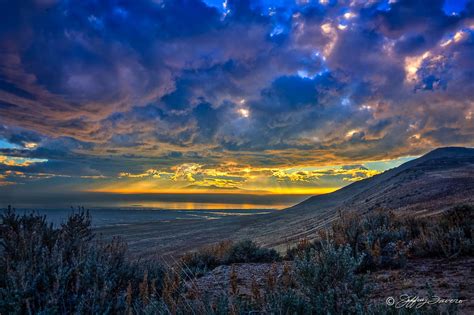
[186,257,474,314]
[370,257,474,314]
[184,262,286,300]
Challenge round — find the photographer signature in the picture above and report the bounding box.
[386,294,465,309]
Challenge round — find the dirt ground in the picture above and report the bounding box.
[96,208,338,258]
[185,257,474,313]
[370,257,474,314]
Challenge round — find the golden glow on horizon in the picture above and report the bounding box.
[120,201,290,210]
[263,187,338,195]
[88,186,338,195]
[81,158,411,196]
[0,149,415,200]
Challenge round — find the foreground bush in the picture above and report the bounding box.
[1,205,470,314]
[294,241,370,314]
[180,242,373,315]
[0,208,283,314]
[219,241,376,314]
[414,205,473,258]
[0,207,164,314]
[287,205,474,271]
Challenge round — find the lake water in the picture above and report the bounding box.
[4,208,276,228]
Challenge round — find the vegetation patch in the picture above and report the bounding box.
[1,204,472,314]
[181,239,281,277]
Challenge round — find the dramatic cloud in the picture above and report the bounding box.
[0,0,473,205]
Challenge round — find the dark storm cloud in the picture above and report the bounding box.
[0,0,473,195]
[372,0,472,58]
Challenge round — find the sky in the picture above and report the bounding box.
[0,0,473,209]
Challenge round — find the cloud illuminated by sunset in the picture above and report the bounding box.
[0,0,473,207]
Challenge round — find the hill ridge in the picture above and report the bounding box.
[287,146,474,213]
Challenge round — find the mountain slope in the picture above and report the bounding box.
[238,147,474,250]
[288,147,474,214]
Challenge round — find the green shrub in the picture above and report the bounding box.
[224,240,281,264]
[0,206,164,315]
[294,241,371,314]
[289,205,473,270]
[264,289,311,314]
[414,205,473,258]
